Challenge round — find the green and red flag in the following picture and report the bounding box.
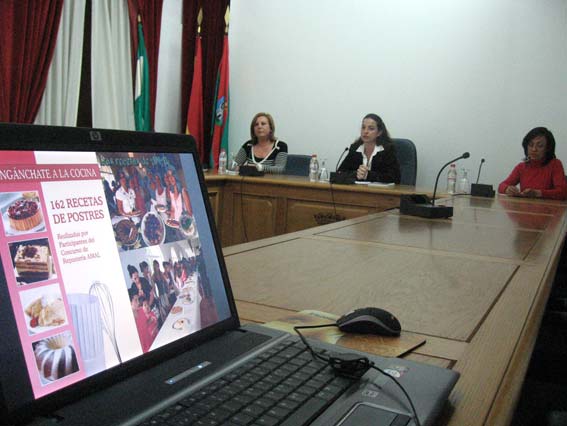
[210,22,229,168]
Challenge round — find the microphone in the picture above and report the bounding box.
[431,152,470,206]
[400,152,470,219]
[470,157,495,198]
[335,147,350,172]
[476,158,485,184]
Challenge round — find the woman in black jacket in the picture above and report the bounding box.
[338,113,400,183]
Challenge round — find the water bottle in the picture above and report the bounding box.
[446,163,457,194]
[218,149,227,174]
[319,159,330,182]
[457,168,470,194]
[309,155,319,182]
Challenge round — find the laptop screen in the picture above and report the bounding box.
[0,125,236,421]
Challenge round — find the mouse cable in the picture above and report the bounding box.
[294,324,421,426]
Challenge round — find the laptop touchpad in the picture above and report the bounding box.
[338,403,411,426]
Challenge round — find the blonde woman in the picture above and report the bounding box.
[234,112,288,173]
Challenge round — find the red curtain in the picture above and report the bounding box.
[127,0,164,131]
[0,0,63,123]
[181,0,230,165]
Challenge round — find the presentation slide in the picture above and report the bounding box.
[0,151,226,399]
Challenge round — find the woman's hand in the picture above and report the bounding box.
[356,165,369,180]
[520,188,542,198]
[505,185,520,196]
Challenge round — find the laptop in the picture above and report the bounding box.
[0,124,458,426]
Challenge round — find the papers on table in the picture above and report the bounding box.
[355,181,395,188]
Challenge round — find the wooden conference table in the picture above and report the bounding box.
[218,189,567,426]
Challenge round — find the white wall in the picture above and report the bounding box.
[228,0,567,188]
[155,0,183,133]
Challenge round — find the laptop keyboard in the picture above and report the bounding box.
[138,338,355,426]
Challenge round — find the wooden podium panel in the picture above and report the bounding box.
[232,193,279,243]
[205,173,417,246]
[285,199,370,233]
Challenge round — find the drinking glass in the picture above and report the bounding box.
[319,159,330,182]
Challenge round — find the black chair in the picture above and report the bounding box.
[393,138,417,186]
[284,154,311,176]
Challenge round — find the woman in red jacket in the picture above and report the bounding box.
[498,127,567,200]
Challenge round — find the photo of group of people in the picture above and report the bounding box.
[96,152,218,353]
[98,153,199,252]
[120,239,213,353]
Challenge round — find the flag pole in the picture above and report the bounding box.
[187,8,205,162]
[225,6,230,34]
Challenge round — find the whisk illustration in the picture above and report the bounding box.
[89,281,122,363]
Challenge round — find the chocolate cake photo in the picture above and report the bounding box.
[9,237,54,285]
[1,191,45,236]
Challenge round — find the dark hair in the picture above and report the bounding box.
[249,112,276,144]
[139,261,149,272]
[522,127,556,165]
[127,264,138,277]
[356,113,393,146]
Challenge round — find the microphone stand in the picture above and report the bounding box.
[431,153,469,206]
[476,158,485,184]
[334,147,350,172]
[470,158,495,197]
[330,147,355,184]
[400,152,470,219]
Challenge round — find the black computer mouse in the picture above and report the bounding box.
[336,307,401,336]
